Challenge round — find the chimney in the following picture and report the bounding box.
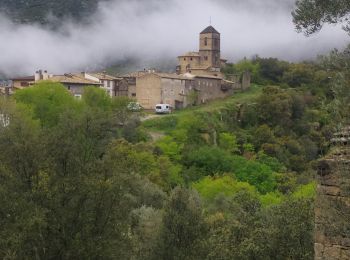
[42,70,49,80]
[34,71,40,81]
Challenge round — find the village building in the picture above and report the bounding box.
[136,72,192,110]
[11,70,101,98]
[177,26,227,77]
[133,26,251,110]
[80,72,129,97]
[47,74,102,98]
[119,71,148,99]
[11,75,36,89]
[11,70,134,99]
[136,71,241,110]
[8,26,250,107]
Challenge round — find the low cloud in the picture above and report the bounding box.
[0,0,348,77]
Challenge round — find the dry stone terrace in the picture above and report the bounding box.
[315,127,350,259]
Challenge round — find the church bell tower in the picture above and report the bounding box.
[199,26,221,70]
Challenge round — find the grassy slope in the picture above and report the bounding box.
[142,84,262,132]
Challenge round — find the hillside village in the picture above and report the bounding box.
[0,26,251,110]
[2,0,350,259]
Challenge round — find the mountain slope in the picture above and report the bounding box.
[0,0,105,24]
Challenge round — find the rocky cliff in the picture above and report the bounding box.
[315,127,350,259]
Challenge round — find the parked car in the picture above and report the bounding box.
[155,104,172,114]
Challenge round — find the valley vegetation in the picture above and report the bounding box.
[1,46,350,259]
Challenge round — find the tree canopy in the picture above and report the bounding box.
[293,0,350,35]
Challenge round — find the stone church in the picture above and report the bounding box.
[176,26,227,77]
[125,25,251,110]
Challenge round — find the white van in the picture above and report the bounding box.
[155,104,172,114]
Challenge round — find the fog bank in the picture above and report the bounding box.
[0,0,348,77]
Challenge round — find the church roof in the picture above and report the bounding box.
[200,26,219,34]
[178,52,200,57]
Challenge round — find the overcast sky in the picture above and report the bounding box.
[0,0,349,77]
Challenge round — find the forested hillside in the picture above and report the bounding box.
[0,0,349,258]
[0,0,104,24]
[1,45,350,258]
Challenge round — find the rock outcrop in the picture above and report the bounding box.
[315,127,350,259]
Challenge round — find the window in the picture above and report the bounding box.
[20,82,29,87]
[132,93,136,97]
[184,58,186,61]
[204,37,208,46]
[204,56,208,61]
[190,58,193,61]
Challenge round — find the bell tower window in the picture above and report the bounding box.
[204,37,208,46]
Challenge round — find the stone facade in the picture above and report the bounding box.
[177,26,225,77]
[315,127,350,260]
[81,72,130,97]
[193,76,231,104]
[121,71,147,99]
[10,70,101,98]
[125,26,251,110]
[136,72,236,110]
[136,73,191,110]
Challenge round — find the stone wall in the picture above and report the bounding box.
[161,78,188,108]
[136,74,162,110]
[193,77,230,104]
[315,127,350,259]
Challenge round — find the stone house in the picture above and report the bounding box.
[120,71,148,99]
[11,75,36,89]
[132,26,251,110]
[136,72,191,110]
[80,72,129,97]
[227,71,251,92]
[136,72,236,110]
[11,70,101,98]
[48,74,101,98]
[191,74,233,104]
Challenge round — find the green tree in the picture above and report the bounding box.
[82,86,111,111]
[251,199,314,259]
[257,86,293,127]
[13,81,78,127]
[282,63,315,87]
[256,57,289,83]
[161,187,207,260]
[193,175,256,202]
[219,132,239,154]
[130,206,163,260]
[0,90,165,259]
[293,0,350,35]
